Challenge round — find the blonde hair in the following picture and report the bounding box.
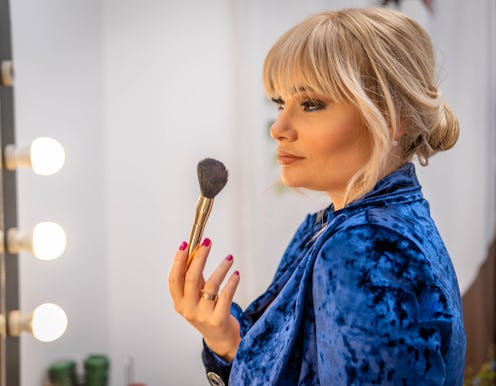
[263,7,459,205]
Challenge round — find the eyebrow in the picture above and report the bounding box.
[271,86,317,102]
[295,86,315,93]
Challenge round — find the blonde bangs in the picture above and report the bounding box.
[263,13,355,103]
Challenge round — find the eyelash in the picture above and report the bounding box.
[272,99,285,110]
[301,99,326,112]
[272,98,326,112]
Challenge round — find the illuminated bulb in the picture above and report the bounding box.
[32,222,67,260]
[30,137,65,175]
[8,303,68,342]
[32,303,68,342]
[6,221,67,260]
[4,137,65,175]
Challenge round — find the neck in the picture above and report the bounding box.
[327,192,346,211]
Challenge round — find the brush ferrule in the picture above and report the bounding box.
[187,195,213,265]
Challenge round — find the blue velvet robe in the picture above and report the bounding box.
[202,163,466,385]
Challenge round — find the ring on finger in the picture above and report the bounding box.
[200,289,218,301]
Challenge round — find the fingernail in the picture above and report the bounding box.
[233,271,239,276]
[202,238,211,247]
[225,254,233,261]
[179,241,187,251]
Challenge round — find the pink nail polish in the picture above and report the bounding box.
[234,271,240,276]
[202,238,211,247]
[225,254,233,261]
[179,241,187,251]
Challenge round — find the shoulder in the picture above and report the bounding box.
[318,198,437,261]
[313,212,436,292]
[319,209,425,259]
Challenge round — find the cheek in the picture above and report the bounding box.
[315,121,367,160]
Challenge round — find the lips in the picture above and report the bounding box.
[276,149,305,165]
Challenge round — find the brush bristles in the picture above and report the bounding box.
[197,158,228,199]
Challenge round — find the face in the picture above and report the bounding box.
[269,91,372,209]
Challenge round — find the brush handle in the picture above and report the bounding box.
[186,195,213,269]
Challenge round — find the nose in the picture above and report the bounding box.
[269,111,297,142]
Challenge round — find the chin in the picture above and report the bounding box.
[280,174,303,189]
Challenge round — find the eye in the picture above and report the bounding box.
[271,97,285,111]
[301,99,326,112]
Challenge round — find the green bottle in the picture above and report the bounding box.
[84,354,109,386]
[48,360,78,386]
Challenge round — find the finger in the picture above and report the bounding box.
[201,254,235,298]
[168,241,189,307]
[214,271,240,317]
[183,238,211,300]
[198,255,235,311]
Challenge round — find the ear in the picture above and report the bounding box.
[393,125,406,140]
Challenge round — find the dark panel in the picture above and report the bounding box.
[0,0,20,385]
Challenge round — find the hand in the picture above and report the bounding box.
[168,238,241,361]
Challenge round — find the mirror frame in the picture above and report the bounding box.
[0,0,20,384]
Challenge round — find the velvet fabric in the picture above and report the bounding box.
[202,163,466,385]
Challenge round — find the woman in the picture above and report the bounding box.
[168,7,466,386]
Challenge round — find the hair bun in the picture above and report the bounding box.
[426,102,460,152]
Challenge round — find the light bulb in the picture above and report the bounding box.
[3,137,65,175]
[6,221,67,260]
[32,222,67,260]
[7,303,68,342]
[31,303,68,342]
[30,137,65,175]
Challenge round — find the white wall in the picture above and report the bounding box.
[9,0,495,385]
[10,0,108,385]
[102,0,235,384]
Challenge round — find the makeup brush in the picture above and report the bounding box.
[186,158,228,268]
